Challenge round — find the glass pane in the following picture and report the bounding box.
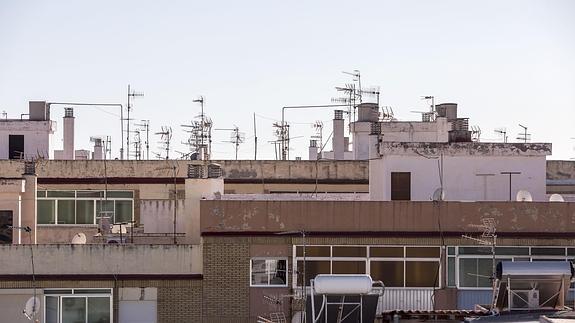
[406,247,440,258]
[251,259,268,285]
[77,191,104,198]
[459,247,492,255]
[96,200,114,218]
[37,190,46,198]
[38,200,56,224]
[447,247,455,255]
[45,289,73,294]
[405,261,439,287]
[296,246,330,257]
[88,297,110,323]
[370,247,403,258]
[370,261,404,287]
[332,246,366,257]
[447,257,456,287]
[47,191,75,198]
[57,200,76,224]
[297,260,330,286]
[531,247,566,256]
[106,191,133,198]
[332,261,365,274]
[74,289,112,294]
[567,248,575,256]
[268,259,287,285]
[495,247,529,255]
[76,200,94,224]
[62,297,86,323]
[45,296,59,323]
[114,200,133,223]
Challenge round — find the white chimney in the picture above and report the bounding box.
[309,140,318,160]
[63,108,75,160]
[332,110,344,160]
[92,138,103,160]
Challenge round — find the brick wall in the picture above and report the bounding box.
[203,237,251,322]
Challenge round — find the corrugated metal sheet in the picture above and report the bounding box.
[457,290,492,310]
[377,288,434,313]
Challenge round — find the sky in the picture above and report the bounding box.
[0,0,574,160]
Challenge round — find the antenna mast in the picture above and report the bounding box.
[517,124,530,143]
[126,85,144,160]
[155,127,172,160]
[135,120,150,159]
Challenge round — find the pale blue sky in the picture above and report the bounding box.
[1,0,574,160]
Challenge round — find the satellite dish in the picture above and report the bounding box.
[516,190,533,202]
[549,194,565,202]
[432,188,444,201]
[23,296,40,320]
[71,232,87,244]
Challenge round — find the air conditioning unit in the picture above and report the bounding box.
[511,290,539,309]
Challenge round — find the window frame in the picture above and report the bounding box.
[292,245,441,289]
[37,190,134,226]
[44,288,113,323]
[250,257,288,288]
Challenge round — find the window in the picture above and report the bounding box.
[37,190,134,225]
[293,245,441,288]
[391,172,411,200]
[449,246,574,289]
[0,210,13,244]
[250,258,287,287]
[44,289,112,323]
[8,134,24,159]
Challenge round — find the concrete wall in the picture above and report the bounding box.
[201,200,575,235]
[378,118,451,143]
[0,160,369,182]
[0,120,53,159]
[369,142,551,201]
[0,179,24,243]
[0,244,202,275]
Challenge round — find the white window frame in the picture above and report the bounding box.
[44,288,113,323]
[250,257,289,287]
[37,190,134,226]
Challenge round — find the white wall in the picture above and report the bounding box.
[0,121,53,159]
[370,154,548,201]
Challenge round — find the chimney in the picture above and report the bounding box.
[332,110,344,160]
[92,138,103,160]
[21,161,37,244]
[309,140,318,160]
[63,108,75,160]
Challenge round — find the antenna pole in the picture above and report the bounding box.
[253,113,257,160]
[500,171,521,201]
[127,85,130,160]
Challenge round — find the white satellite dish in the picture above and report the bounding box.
[432,188,444,201]
[71,232,87,244]
[23,296,40,320]
[549,194,565,202]
[516,190,533,202]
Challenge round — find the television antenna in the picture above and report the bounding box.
[214,126,245,160]
[381,106,395,121]
[410,110,435,122]
[23,296,40,321]
[126,85,144,160]
[515,190,533,202]
[421,96,435,121]
[494,128,508,143]
[311,121,324,150]
[155,126,172,160]
[517,124,531,143]
[71,232,87,244]
[549,193,565,202]
[463,217,498,308]
[130,130,142,160]
[135,120,150,159]
[471,125,482,142]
